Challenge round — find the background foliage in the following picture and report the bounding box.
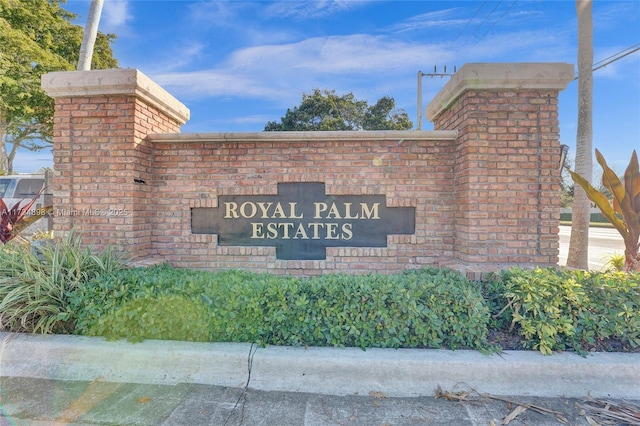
[264,88,413,131]
[0,0,118,172]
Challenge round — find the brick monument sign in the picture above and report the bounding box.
[42,63,573,278]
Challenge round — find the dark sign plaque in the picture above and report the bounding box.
[192,182,415,260]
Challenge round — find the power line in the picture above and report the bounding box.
[593,43,640,68]
[446,1,487,51]
[573,44,640,80]
[452,1,518,52]
[465,0,503,43]
[480,1,517,38]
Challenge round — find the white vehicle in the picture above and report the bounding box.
[0,174,52,234]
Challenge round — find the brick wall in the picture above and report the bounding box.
[42,63,574,277]
[50,95,182,258]
[432,89,562,265]
[148,134,456,274]
[43,69,189,259]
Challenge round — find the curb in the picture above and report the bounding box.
[1,332,639,399]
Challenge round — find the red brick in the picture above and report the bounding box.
[50,81,561,275]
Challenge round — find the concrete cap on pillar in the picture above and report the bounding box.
[41,68,190,125]
[425,62,574,122]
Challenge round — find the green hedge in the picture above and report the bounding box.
[559,212,610,223]
[67,265,492,351]
[61,264,640,355]
[485,267,640,355]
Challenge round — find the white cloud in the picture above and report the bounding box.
[152,34,449,101]
[227,35,443,73]
[264,0,368,20]
[152,23,575,107]
[150,42,207,73]
[186,1,252,27]
[386,8,468,33]
[102,0,132,30]
[178,2,302,50]
[152,69,283,100]
[593,2,640,31]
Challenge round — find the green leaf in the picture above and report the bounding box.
[568,167,629,239]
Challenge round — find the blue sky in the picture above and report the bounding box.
[15,0,640,176]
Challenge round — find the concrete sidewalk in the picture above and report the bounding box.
[1,333,639,425]
[0,377,623,426]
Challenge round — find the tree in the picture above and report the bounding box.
[566,0,593,269]
[264,89,413,131]
[0,0,117,173]
[77,0,104,71]
[560,184,574,209]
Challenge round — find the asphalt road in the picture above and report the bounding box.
[558,225,625,270]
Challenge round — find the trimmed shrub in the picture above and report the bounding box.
[488,267,640,355]
[89,294,211,342]
[69,265,493,351]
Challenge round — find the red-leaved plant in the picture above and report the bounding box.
[0,188,53,244]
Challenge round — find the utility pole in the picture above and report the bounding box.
[417,71,423,130]
[416,66,456,130]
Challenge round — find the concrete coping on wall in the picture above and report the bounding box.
[41,68,190,125]
[146,130,458,144]
[425,62,575,122]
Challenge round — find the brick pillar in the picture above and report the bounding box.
[426,63,573,268]
[41,69,190,258]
